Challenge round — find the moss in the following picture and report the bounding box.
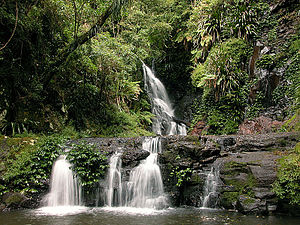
[190,173,203,185]
[295,142,300,154]
[224,173,257,196]
[224,161,248,175]
[4,193,24,206]
[281,109,300,132]
[272,142,300,205]
[162,150,177,162]
[221,192,239,208]
[278,138,288,147]
[185,135,200,142]
[221,160,258,208]
[243,197,256,205]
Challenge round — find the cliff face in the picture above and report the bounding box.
[1,133,298,214]
[159,133,299,215]
[83,132,299,214]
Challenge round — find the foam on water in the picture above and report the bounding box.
[35,206,88,216]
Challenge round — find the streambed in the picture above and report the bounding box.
[0,207,298,225]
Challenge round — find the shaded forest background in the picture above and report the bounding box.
[0,0,299,136]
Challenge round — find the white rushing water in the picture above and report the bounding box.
[125,137,167,208]
[105,152,123,207]
[104,137,167,209]
[104,63,188,209]
[201,166,220,208]
[44,155,81,207]
[142,63,187,135]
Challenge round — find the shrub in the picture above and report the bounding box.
[2,136,64,195]
[66,141,108,194]
[272,143,300,206]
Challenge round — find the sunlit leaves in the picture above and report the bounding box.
[191,38,250,100]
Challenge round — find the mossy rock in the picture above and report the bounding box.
[295,142,300,154]
[190,173,204,185]
[185,135,200,143]
[236,195,267,214]
[220,191,239,209]
[282,109,300,132]
[3,192,28,208]
[223,161,249,175]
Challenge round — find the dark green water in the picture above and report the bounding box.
[0,207,299,225]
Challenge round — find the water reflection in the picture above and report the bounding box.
[0,207,298,225]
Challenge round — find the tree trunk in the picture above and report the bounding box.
[42,4,114,89]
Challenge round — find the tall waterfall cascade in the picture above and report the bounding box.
[44,155,82,207]
[104,63,188,209]
[142,63,187,135]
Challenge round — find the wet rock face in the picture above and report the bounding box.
[81,133,298,214]
[158,132,299,214]
[218,151,281,214]
[2,192,29,210]
[121,149,150,167]
[159,135,222,206]
[3,132,298,215]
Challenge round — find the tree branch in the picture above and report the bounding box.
[42,3,114,89]
[0,2,18,51]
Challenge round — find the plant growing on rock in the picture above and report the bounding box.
[191,38,250,134]
[66,141,108,194]
[2,136,64,195]
[169,155,193,187]
[272,143,300,206]
[170,166,192,187]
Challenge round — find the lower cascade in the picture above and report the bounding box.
[44,155,82,207]
[126,137,167,208]
[104,137,168,209]
[105,152,123,207]
[201,163,220,208]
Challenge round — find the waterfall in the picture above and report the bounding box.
[104,137,167,209]
[201,165,220,208]
[103,63,186,209]
[142,63,187,135]
[125,137,167,209]
[105,152,123,207]
[44,155,81,207]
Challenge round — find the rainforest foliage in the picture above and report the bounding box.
[272,143,300,206]
[0,0,299,209]
[0,0,299,136]
[0,130,109,198]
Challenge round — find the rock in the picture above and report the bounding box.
[236,195,267,214]
[190,121,206,136]
[238,116,283,135]
[249,165,277,186]
[5,132,296,214]
[121,149,150,167]
[0,204,5,211]
[253,188,276,199]
[2,192,29,209]
[267,204,277,213]
[199,156,217,164]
